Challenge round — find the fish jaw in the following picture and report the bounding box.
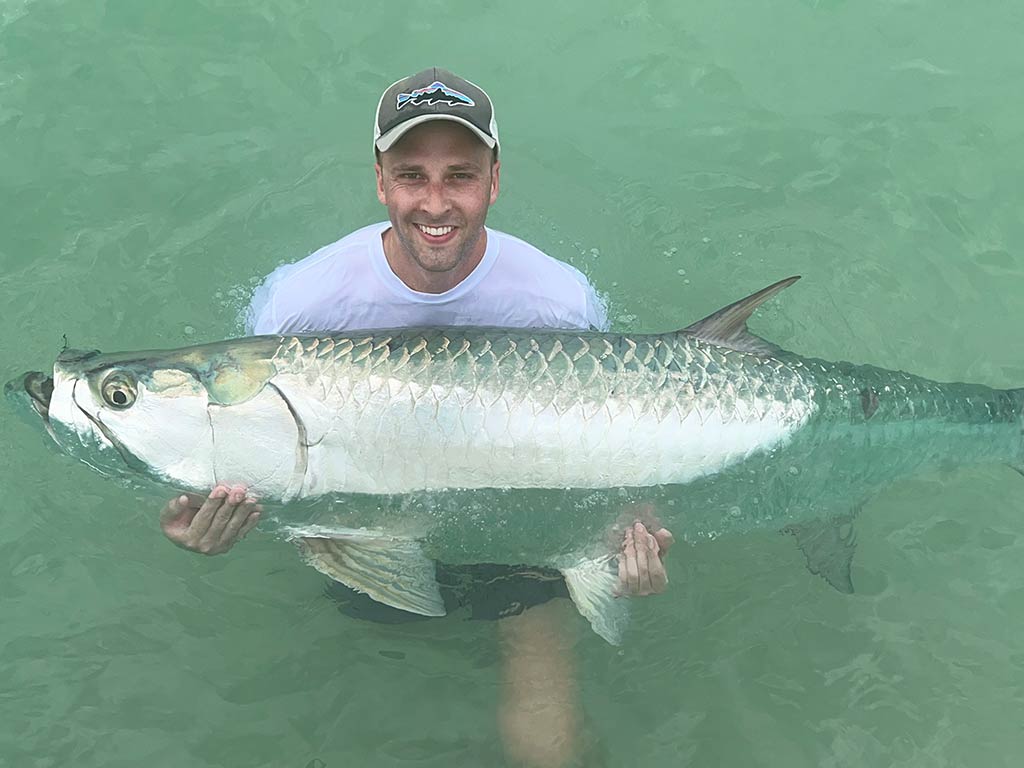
[6,370,54,424]
[6,371,62,446]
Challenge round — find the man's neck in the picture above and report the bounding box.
[381,227,488,294]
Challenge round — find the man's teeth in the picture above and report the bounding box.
[417,224,454,237]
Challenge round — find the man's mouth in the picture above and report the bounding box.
[415,223,457,243]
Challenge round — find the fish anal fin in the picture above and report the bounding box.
[561,555,630,645]
[290,528,445,617]
[681,275,800,356]
[784,512,857,594]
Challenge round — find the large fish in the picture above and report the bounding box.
[8,278,1023,642]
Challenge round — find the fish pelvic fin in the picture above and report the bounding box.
[287,526,445,617]
[783,511,858,594]
[681,275,800,356]
[561,555,630,645]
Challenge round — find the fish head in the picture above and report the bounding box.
[9,347,217,485]
[7,340,282,491]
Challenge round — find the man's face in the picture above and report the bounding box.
[376,121,500,277]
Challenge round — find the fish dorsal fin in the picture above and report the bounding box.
[561,555,630,645]
[287,526,445,617]
[681,276,800,356]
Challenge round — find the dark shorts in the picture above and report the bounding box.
[323,563,570,623]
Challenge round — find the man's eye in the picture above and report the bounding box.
[451,173,473,180]
[398,172,422,180]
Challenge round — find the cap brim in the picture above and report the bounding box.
[375,114,497,153]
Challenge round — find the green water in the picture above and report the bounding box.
[2,1,1023,765]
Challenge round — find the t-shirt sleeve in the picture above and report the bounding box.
[581,279,609,332]
[245,267,340,336]
[245,264,305,335]
[557,261,608,331]
[245,275,279,335]
[246,304,272,336]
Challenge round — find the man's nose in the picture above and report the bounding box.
[421,181,451,216]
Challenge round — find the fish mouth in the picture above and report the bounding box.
[6,371,54,421]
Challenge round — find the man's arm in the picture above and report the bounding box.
[160,485,261,555]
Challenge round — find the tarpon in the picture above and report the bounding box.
[8,278,1024,643]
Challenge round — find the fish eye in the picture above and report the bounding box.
[100,372,137,409]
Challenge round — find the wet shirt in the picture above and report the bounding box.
[245,221,608,335]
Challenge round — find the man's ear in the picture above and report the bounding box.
[375,162,386,205]
[489,159,501,205]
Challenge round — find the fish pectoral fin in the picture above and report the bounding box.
[783,511,858,594]
[560,555,630,646]
[292,531,445,617]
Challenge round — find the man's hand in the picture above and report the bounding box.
[616,521,674,596]
[159,484,261,555]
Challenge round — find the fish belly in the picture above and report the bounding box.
[298,376,812,496]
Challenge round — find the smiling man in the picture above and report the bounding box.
[159,68,673,768]
[238,73,601,339]
[377,123,495,291]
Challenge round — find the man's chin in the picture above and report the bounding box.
[392,225,481,277]
[409,238,468,270]
[413,253,466,274]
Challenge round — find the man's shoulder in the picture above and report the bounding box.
[245,222,387,334]
[484,228,607,331]
[489,227,561,262]
[280,222,386,278]
[259,222,386,293]
[488,228,595,289]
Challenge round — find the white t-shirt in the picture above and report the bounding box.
[245,222,607,335]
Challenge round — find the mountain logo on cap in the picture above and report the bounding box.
[396,81,476,110]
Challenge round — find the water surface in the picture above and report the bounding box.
[2,1,1023,765]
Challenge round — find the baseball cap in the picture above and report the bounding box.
[373,67,500,154]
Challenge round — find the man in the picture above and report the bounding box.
[159,68,673,767]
